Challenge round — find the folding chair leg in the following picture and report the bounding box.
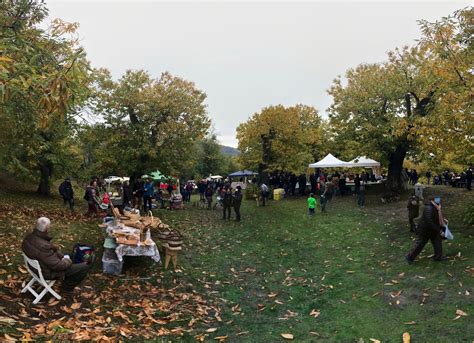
[45,281,61,300]
[33,287,49,305]
[32,281,60,304]
[21,278,36,293]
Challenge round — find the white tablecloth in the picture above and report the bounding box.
[105,223,161,263]
[115,243,160,262]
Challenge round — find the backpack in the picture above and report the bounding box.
[83,189,89,201]
[72,244,95,264]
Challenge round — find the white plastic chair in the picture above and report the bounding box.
[21,253,62,304]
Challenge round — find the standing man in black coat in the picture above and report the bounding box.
[310,173,318,194]
[466,166,472,191]
[122,180,132,207]
[233,186,243,221]
[59,177,74,212]
[354,174,361,195]
[222,187,233,220]
[298,174,307,196]
[290,174,298,196]
[406,197,448,263]
[407,195,420,233]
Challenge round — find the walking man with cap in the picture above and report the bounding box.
[406,197,449,263]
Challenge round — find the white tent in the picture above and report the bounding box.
[308,153,349,168]
[347,156,380,168]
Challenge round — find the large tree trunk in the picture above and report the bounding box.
[385,144,407,194]
[37,158,53,196]
[258,131,274,185]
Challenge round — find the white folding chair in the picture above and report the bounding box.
[21,253,62,304]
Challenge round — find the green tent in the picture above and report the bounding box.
[149,170,167,181]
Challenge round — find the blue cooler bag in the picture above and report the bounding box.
[72,244,95,264]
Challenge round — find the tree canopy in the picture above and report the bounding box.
[327,8,473,192]
[0,1,91,195]
[237,105,324,182]
[88,69,211,179]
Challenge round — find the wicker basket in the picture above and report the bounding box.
[141,211,161,229]
[157,229,170,241]
[167,230,183,248]
[121,220,145,230]
[123,210,141,221]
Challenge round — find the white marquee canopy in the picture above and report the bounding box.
[308,154,381,169]
[347,156,380,168]
[308,153,349,168]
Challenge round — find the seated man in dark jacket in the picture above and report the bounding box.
[22,217,90,293]
[406,197,448,263]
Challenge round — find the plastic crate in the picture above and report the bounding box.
[102,249,123,275]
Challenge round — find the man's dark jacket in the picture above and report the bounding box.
[417,202,442,237]
[233,191,243,207]
[59,181,74,200]
[22,229,72,279]
[223,192,233,207]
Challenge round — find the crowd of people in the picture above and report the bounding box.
[403,167,472,190]
[19,164,470,299]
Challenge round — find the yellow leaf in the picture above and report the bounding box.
[455,309,468,316]
[403,332,410,343]
[206,328,218,333]
[281,333,294,340]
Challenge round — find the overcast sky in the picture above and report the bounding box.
[47,1,469,147]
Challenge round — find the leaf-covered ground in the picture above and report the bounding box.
[0,183,472,342]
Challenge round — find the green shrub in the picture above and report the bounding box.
[244,184,259,200]
[464,201,474,226]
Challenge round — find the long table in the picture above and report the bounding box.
[105,222,161,263]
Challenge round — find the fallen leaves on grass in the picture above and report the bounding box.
[309,309,320,318]
[0,316,16,325]
[70,302,81,310]
[403,332,410,343]
[214,335,228,341]
[0,273,222,340]
[281,333,294,340]
[453,309,468,320]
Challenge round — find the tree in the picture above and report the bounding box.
[0,1,91,195]
[236,105,323,184]
[91,69,211,181]
[194,134,224,178]
[328,8,473,193]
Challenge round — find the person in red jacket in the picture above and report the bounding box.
[22,217,90,293]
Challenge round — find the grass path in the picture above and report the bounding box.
[0,184,472,341]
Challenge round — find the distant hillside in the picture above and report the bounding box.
[219,145,240,156]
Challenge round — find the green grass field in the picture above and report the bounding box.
[0,183,472,342]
